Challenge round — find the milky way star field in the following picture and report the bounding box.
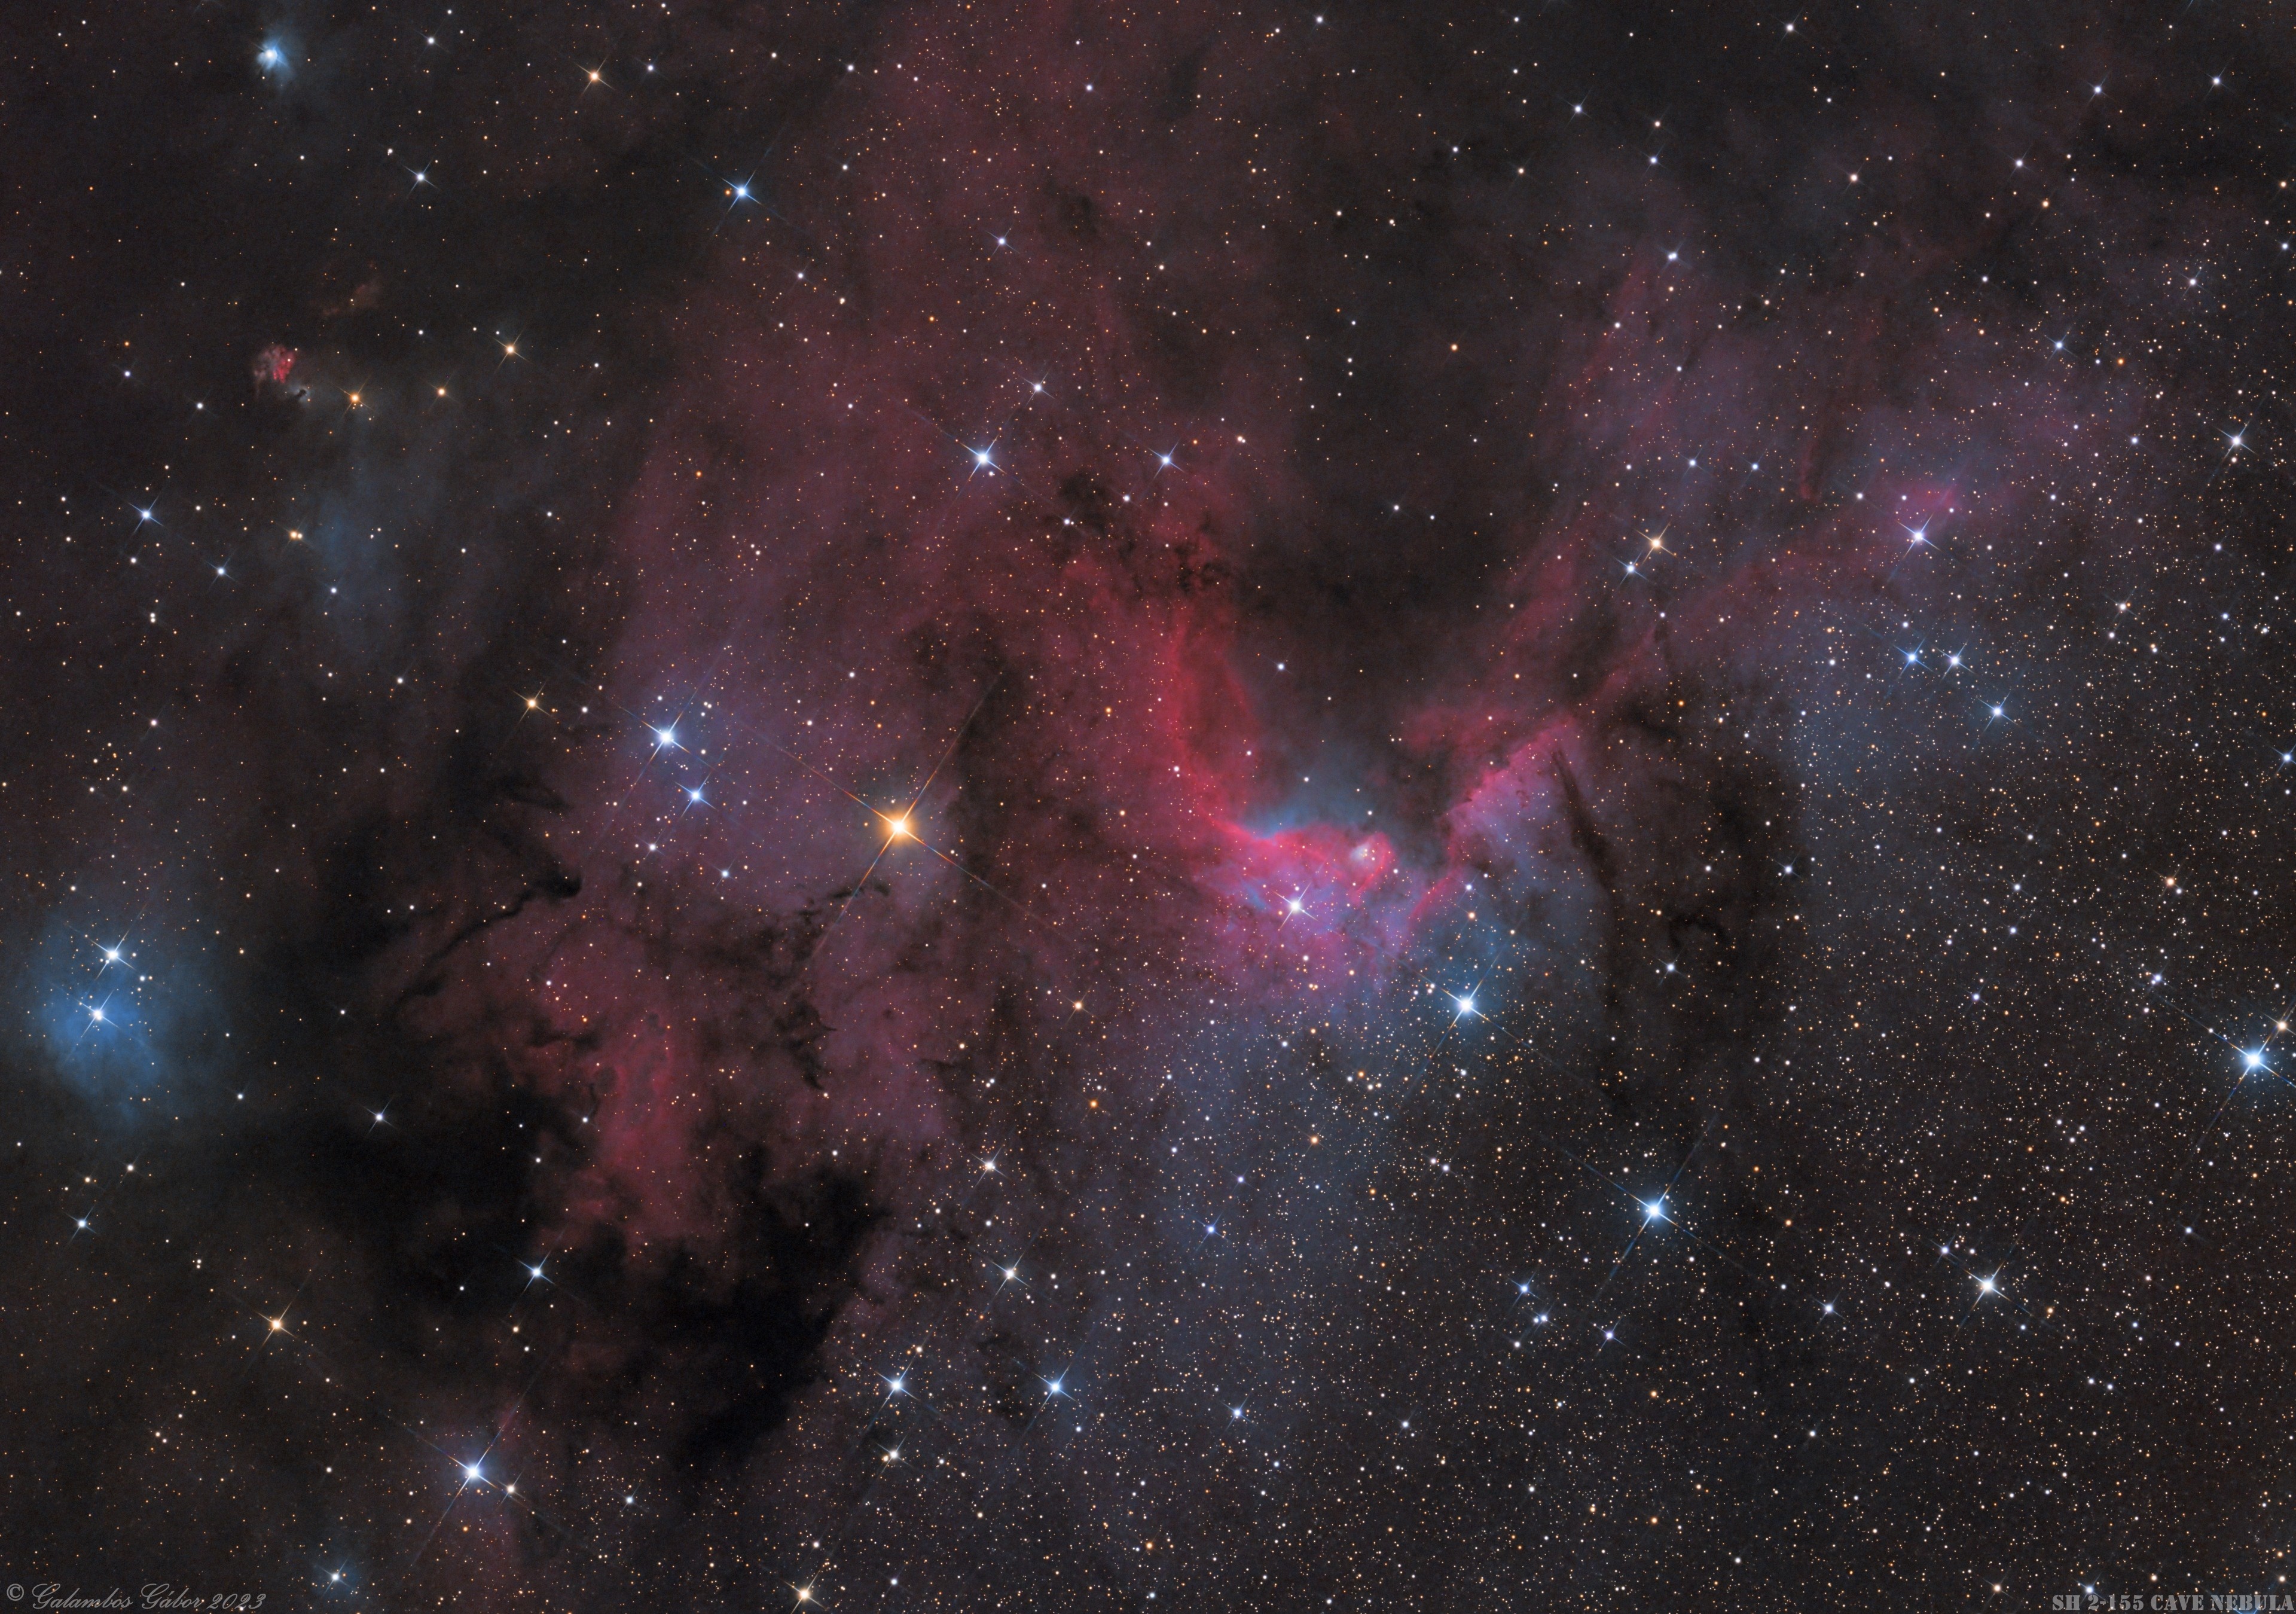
[11,2,2296,1609]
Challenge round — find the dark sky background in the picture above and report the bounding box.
[7,1,2296,1607]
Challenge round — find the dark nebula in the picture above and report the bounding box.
[6,0,2296,1606]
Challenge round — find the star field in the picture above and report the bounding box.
[7,1,2296,1609]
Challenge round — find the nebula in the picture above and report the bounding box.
[6,0,2294,1604]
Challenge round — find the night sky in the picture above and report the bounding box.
[8,1,2296,1608]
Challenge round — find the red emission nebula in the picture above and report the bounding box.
[8,0,2294,1604]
